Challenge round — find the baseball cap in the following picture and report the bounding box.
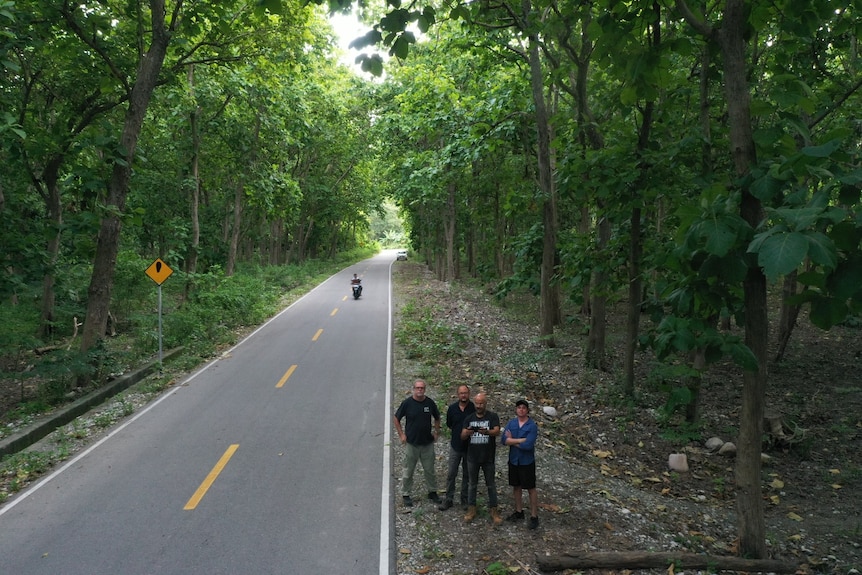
[515,399,529,408]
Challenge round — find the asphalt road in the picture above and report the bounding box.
[0,252,397,575]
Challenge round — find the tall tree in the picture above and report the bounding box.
[79,0,178,354]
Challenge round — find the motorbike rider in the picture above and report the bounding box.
[350,273,362,296]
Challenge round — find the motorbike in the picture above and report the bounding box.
[351,281,362,299]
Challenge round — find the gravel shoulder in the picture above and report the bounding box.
[391,262,861,575]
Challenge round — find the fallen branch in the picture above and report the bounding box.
[537,551,799,573]
[506,549,541,575]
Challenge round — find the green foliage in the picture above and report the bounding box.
[395,306,468,361]
[1,246,374,420]
[494,224,543,300]
[502,347,562,373]
[484,562,509,575]
[0,450,57,495]
[659,420,703,445]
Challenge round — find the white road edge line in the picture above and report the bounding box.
[380,259,394,575]
[0,278,332,518]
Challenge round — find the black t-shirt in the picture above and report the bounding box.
[462,411,500,463]
[445,400,475,451]
[395,396,440,446]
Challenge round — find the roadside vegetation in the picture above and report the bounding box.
[0,247,377,502]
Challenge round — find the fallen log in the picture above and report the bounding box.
[537,551,799,573]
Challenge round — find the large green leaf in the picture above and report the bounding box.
[726,341,758,371]
[750,172,785,202]
[752,231,808,281]
[829,221,862,252]
[809,295,849,329]
[827,257,862,299]
[804,231,836,269]
[699,215,740,257]
[770,206,820,231]
[801,138,843,158]
[698,254,748,284]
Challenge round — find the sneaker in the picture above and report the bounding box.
[428,491,441,504]
[528,516,539,530]
[438,499,453,511]
[506,510,525,522]
[403,495,413,508]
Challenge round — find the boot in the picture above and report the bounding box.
[463,505,477,523]
[490,507,503,525]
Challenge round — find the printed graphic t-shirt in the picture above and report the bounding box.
[462,411,500,463]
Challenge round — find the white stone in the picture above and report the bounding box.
[705,437,724,451]
[542,406,558,417]
[718,442,737,456]
[668,453,689,472]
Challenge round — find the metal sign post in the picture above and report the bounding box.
[145,258,174,367]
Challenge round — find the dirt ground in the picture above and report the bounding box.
[2,261,860,575]
[390,262,861,575]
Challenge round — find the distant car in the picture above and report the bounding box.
[396,250,408,261]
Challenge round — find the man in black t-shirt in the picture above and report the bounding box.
[393,380,441,508]
[439,385,475,511]
[460,392,502,524]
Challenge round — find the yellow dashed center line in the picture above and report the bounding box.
[331,308,338,316]
[312,328,323,341]
[184,444,239,510]
[276,365,297,389]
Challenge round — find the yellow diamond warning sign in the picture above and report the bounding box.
[145,258,173,286]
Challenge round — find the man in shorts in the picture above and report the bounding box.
[501,399,539,529]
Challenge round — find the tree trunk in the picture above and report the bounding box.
[185,64,201,302]
[38,155,65,340]
[444,181,457,282]
[699,46,713,177]
[684,347,706,423]
[623,205,642,395]
[774,269,800,362]
[569,35,605,337]
[587,214,610,369]
[524,0,558,347]
[579,205,591,315]
[623,5,659,396]
[720,0,768,559]
[225,180,243,277]
[80,1,172,357]
[677,0,769,557]
[537,551,798,573]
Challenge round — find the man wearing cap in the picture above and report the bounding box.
[501,399,540,529]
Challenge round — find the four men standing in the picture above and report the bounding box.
[394,382,539,528]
